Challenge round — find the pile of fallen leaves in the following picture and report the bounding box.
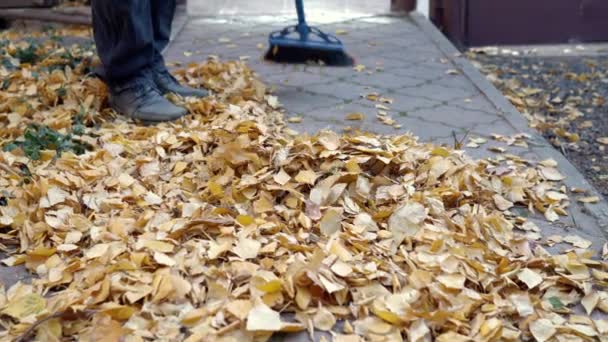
[1,32,608,342]
[467,49,607,148]
[467,49,608,200]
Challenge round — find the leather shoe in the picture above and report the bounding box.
[109,76,187,123]
[153,70,209,98]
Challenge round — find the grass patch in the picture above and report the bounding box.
[3,124,91,160]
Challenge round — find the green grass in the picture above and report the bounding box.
[3,124,91,160]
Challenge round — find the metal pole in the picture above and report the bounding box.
[294,0,309,40]
[295,0,306,25]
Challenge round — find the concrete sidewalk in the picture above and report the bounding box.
[166,12,608,252]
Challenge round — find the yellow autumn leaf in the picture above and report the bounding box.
[578,196,600,204]
[597,137,608,145]
[2,293,46,319]
[313,306,336,331]
[246,302,282,331]
[100,303,136,321]
[294,170,318,185]
[345,112,364,121]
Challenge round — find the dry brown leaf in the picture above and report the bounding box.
[518,268,543,289]
[320,208,343,236]
[226,299,253,320]
[313,306,336,331]
[436,274,466,290]
[563,235,593,249]
[578,196,600,204]
[597,137,608,145]
[582,292,599,315]
[345,112,364,121]
[493,194,514,211]
[153,252,176,266]
[295,170,318,185]
[409,320,431,341]
[353,64,366,72]
[539,166,565,181]
[274,169,291,185]
[246,302,282,331]
[233,237,261,259]
[510,292,534,316]
[388,202,427,246]
[2,293,46,319]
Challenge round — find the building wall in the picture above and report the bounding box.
[187,0,389,17]
[416,0,429,17]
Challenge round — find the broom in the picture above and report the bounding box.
[264,0,354,66]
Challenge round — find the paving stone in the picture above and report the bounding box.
[430,74,480,93]
[180,22,232,36]
[398,117,467,142]
[299,66,361,79]
[471,119,521,138]
[414,58,456,71]
[262,70,340,88]
[397,83,477,102]
[382,48,444,64]
[455,94,500,114]
[248,61,298,78]
[352,56,408,71]
[223,34,268,50]
[381,30,420,40]
[305,81,377,102]
[361,20,418,34]
[385,93,443,113]
[273,87,345,115]
[390,63,451,82]
[0,261,33,288]
[409,104,498,129]
[346,26,406,37]
[350,72,425,90]
[295,102,462,140]
[165,52,210,65]
[293,101,383,132]
[346,41,403,55]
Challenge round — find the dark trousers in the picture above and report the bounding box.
[91,0,175,86]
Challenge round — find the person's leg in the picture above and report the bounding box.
[91,0,155,85]
[91,0,187,122]
[150,0,176,68]
[148,0,208,97]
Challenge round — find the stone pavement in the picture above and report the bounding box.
[167,14,499,141]
[165,11,608,255]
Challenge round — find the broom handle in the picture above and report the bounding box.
[295,0,310,40]
[295,0,307,26]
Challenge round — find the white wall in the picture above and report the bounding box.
[188,0,390,18]
[416,0,429,17]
